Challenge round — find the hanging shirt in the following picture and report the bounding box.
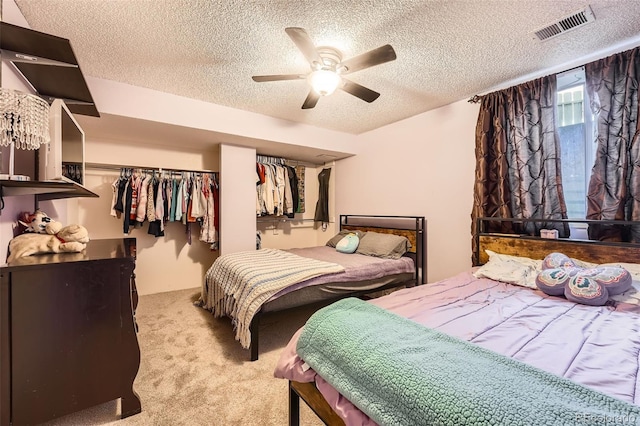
[314,168,331,223]
[175,177,184,222]
[156,178,166,232]
[286,165,299,219]
[136,175,150,224]
[275,165,286,215]
[113,177,127,217]
[261,165,275,215]
[123,178,134,235]
[129,174,141,221]
[146,177,156,222]
[283,166,293,216]
[148,178,165,238]
[181,177,189,225]
[200,175,217,245]
[191,176,204,219]
[164,178,171,222]
[110,177,119,218]
[295,165,305,213]
[170,178,179,221]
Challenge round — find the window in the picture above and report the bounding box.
[556,68,595,221]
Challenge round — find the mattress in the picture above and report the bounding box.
[275,270,640,425]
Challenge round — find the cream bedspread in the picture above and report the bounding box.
[200,248,344,348]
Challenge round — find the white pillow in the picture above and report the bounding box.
[473,250,597,290]
[473,250,542,289]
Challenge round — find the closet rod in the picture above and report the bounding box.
[256,154,285,165]
[256,155,320,168]
[283,159,320,168]
[256,217,322,223]
[85,162,217,174]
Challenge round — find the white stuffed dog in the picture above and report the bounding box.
[7,210,90,263]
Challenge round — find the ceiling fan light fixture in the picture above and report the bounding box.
[252,28,396,109]
[308,69,341,96]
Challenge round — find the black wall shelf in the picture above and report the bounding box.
[0,179,98,202]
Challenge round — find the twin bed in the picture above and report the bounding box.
[274,219,640,425]
[199,215,426,361]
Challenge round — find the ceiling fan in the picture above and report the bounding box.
[252,27,396,109]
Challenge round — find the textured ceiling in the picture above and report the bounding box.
[12,0,640,135]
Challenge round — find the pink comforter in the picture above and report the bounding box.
[274,270,640,425]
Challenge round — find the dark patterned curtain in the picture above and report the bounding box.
[471,76,569,264]
[585,47,640,242]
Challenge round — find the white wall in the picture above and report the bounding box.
[219,144,256,254]
[335,99,480,283]
[87,77,359,156]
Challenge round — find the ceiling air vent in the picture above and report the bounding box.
[533,6,596,41]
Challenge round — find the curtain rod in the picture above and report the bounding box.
[467,65,587,104]
[85,162,217,174]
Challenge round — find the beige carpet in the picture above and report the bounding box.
[41,288,326,426]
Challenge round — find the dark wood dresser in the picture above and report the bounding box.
[0,238,141,425]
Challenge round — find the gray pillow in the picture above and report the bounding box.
[355,232,411,259]
[326,230,366,247]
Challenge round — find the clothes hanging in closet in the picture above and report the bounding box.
[314,168,331,224]
[109,169,219,249]
[285,165,299,219]
[295,165,305,213]
[256,160,304,217]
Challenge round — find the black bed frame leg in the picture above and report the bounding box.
[249,314,259,361]
[289,381,300,426]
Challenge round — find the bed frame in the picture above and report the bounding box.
[248,215,426,361]
[288,217,640,426]
[475,217,640,264]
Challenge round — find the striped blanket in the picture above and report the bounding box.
[200,248,345,348]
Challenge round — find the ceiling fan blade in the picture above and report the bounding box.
[339,44,396,75]
[340,79,380,103]
[252,74,305,82]
[301,90,320,109]
[285,27,323,67]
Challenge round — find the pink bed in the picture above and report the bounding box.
[275,269,640,425]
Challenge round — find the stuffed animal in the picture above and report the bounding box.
[17,209,56,234]
[7,210,90,263]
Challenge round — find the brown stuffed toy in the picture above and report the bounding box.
[7,210,90,263]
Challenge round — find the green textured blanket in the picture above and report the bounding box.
[296,298,640,426]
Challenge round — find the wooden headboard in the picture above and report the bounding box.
[479,235,640,264]
[477,217,640,265]
[341,226,418,254]
[340,215,426,284]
